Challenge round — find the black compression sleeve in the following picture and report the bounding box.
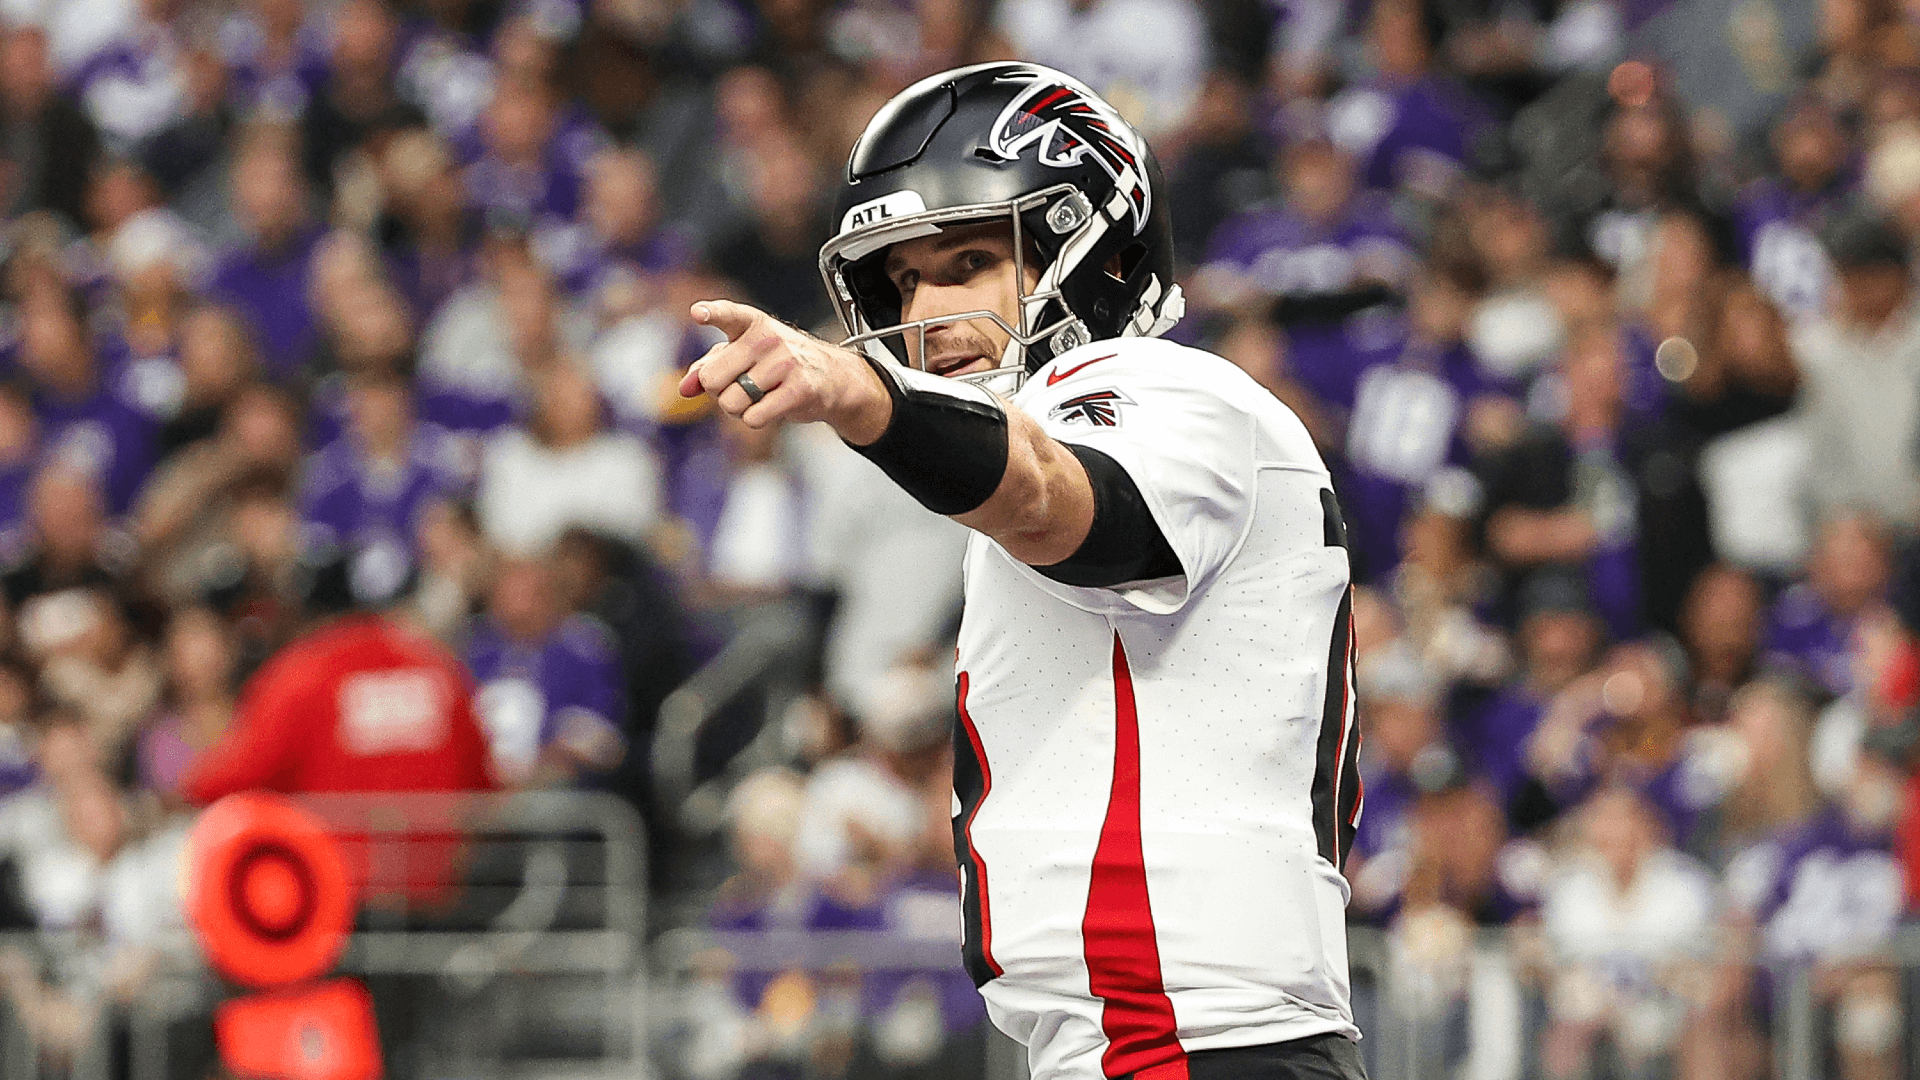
[848,355,1010,516]
[1036,443,1182,588]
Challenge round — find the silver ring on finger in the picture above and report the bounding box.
[735,372,767,405]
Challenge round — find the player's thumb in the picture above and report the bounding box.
[691,299,763,342]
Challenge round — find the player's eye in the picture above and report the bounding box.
[960,251,992,273]
[893,269,918,301]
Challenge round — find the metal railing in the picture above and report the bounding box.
[652,920,1920,1080]
[0,790,650,1080]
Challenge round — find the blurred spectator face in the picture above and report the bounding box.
[1680,565,1762,681]
[585,151,660,247]
[1521,609,1601,692]
[489,557,560,641]
[493,15,557,85]
[17,286,90,394]
[1727,681,1810,779]
[331,0,398,75]
[718,66,783,145]
[164,607,234,702]
[0,387,36,466]
[716,67,787,146]
[179,307,253,404]
[883,221,1044,377]
[1645,214,1714,326]
[1414,787,1505,898]
[728,769,805,882]
[1367,691,1441,772]
[231,490,297,570]
[345,379,413,458]
[29,469,103,562]
[62,770,125,862]
[484,80,555,165]
[1561,329,1625,427]
[1808,511,1892,615]
[1837,262,1910,327]
[1408,271,1473,344]
[0,27,51,109]
[1581,787,1659,886]
[233,138,309,246]
[533,365,604,447]
[333,285,413,372]
[1368,0,1432,79]
[1776,102,1847,193]
[1544,260,1615,334]
[223,387,301,468]
[1715,282,1794,387]
[84,161,156,238]
[1283,142,1355,224]
[1401,507,1473,577]
[35,717,100,788]
[1469,196,1548,284]
[68,588,132,669]
[252,0,305,35]
[500,259,559,364]
[1843,751,1908,830]
[746,138,820,236]
[1604,105,1679,184]
[1350,586,1401,659]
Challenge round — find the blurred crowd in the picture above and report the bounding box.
[0,0,1909,1076]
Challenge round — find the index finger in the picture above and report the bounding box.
[691,299,767,344]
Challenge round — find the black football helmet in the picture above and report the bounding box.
[820,62,1184,391]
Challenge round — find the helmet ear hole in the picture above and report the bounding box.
[1115,243,1148,281]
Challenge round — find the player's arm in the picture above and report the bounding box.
[678,300,1177,583]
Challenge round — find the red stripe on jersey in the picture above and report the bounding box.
[956,673,1003,979]
[1083,635,1188,1080]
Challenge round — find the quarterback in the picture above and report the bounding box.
[681,63,1366,1080]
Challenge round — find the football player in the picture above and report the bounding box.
[680,62,1366,1080]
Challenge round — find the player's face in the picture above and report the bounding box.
[883,222,1044,378]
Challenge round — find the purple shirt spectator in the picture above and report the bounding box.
[1324,76,1491,197]
[547,224,697,301]
[1726,806,1901,961]
[0,464,30,566]
[35,380,158,516]
[1731,177,1846,323]
[1340,339,1494,578]
[1459,685,1549,812]
[467,613,626,785]
[1763,582,1856,698]
[208,225,325,382]
[66,22,185,146]
[1201,190,1413,410]
[217,12,331,117]
[298,422,468,598]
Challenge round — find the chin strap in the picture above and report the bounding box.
[1124,278,1185,339]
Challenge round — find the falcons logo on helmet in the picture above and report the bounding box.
[1049,389,1130,427]
[985,74,1150,234]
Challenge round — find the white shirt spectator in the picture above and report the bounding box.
[994,0,1207,138]
[1541,846,1716,1055]
[477,426,661,554]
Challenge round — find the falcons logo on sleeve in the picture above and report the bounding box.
[1049,389,1131,427]
[985,74,1150,234]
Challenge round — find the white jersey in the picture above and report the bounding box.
[951,337,1361,1080]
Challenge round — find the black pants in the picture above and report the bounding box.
[1132,1033,1370,1080]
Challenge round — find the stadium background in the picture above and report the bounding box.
[0,0,1913,1076]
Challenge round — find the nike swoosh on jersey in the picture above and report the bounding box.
[1045,354,1116,386]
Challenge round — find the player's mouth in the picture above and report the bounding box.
[928,353,991,377]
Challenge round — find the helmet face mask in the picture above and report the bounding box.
[820,63,1184,394]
